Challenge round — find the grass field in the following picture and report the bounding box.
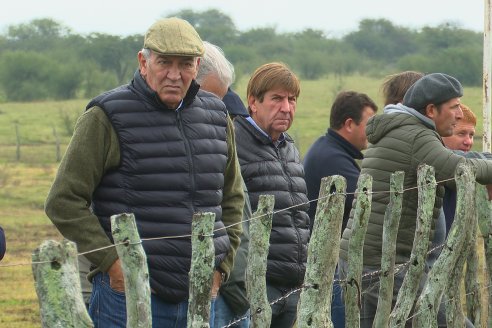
[0,74,488,326]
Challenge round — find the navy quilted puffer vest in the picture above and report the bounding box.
[89,71,231,302]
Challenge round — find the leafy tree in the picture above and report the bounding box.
[344,19,417,62]
[167,9,238,46]
[83,33,142,85]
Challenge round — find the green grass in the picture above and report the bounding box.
[0,74,488,326]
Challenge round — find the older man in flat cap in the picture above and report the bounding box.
[339,73,492,327]
[45,17,244,327]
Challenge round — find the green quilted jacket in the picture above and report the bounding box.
[339,104,492,266]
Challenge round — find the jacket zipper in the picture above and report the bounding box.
[177,110,196,214]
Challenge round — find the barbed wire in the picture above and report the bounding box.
[0,174,477,269]
[0,172,488,326]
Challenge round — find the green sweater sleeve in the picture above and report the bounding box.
[45,107,120,274]
[218,115,245,278]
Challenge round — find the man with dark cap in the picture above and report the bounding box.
[339,73,492,327]
[45,17,244,327]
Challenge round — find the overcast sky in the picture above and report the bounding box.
[1,0,487,37]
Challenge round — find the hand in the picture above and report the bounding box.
[107,259,125,292]
[211,270,223,298]
[487,184,492,201]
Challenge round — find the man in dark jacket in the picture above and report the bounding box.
[304,91,377,231]
[303,90,377,328]
[234,62,310,328]
[45,18,244,327]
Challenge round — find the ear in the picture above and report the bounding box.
[343,118,355,133]
[425,104,437,119]
[193,58,201,79]
[248,95,258,114]
[138,52,148,75]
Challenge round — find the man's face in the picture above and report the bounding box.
[138,51,199,109]
[351,106,376,151]
[442,121,475,151]
[426,98,463,137]
[249,88,297,141]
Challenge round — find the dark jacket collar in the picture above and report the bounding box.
[131,69,199,110]
[327,128,364,160]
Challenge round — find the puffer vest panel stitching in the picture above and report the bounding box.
[234,117,309,286]
[91,85,230,302]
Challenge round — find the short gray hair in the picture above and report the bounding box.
[196,41,235,87]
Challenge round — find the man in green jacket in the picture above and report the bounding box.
[339,73,492,327]
[45,17,244,327]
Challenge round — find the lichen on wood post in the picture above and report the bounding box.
[32,239,93,328]
[186,212,216,328]
[373,171,404,328]
[464,221,481,327]
[297,175,346,328]
[344,173,373,328]
[390,164,436,327]
[413,162,476,327]
[475,183,492,328]
[247,194,275,328]
[111,213,151,328]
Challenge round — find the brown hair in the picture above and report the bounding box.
[330,91,378,129]
[460,104,477,126]
[382,71,424,106]
[246,62,300,104]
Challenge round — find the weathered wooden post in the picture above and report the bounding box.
[344,173,373,328]
[445,228,473,328]
[15,122,20,161]
[413,163,476,327]
[247,195,275,328]
[32,239,93,328]
[464,221,481,327]
[111,213,151,328]
[187,212,216,328]
[476,183,492,327]
[373,171,404,328]
[390,164,436,327]
[297,175,346,328]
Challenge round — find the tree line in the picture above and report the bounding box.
[0,9,483,102]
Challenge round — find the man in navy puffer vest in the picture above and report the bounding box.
[234,62,310,328]
[45,17,244,327]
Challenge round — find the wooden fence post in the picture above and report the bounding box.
[247,194,275,328]
[413,162,476,327]
[297,175,346,328]
[15,122,20,161]
[464,220,481,326]
[445,223,474,328]
[373,171,404,328]
[111,213,151,328]
[187,212,216,328]
[32,239,93,328]
[476,183,492,327]
[344,173,373,328]
[390,164,436,327]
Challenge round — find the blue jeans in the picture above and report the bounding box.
[267,283,300,328]
[89,273,216,327]
[214,294,250,328]
[331,272,346,328]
